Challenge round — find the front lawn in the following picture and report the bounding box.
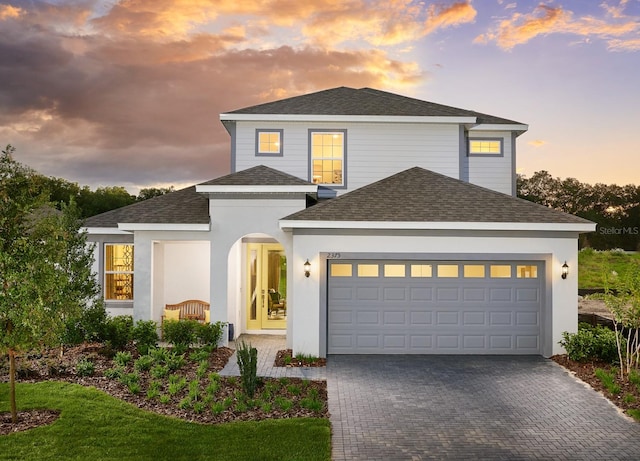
[579,248,640,289]
[0,381,331,461]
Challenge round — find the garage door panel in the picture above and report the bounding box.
[489,311,512,325]
[356,311,379,324]
[383,287,406,301]
[329,310,353,325]
[383,311,406,325]
[328,260,543,354]
[516,288,539,302]
[410,287,433,301]
[436,287,459,301]
[410,311,432,324]
[516,311,539,326]
[356,286,379,300]
[463,288,486,302]
[329,286,353,301]
[489,288,512,302]
[436,311,459,325]
[463,311,486,325]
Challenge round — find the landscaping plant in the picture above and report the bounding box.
[602,265,640,377]
[236,340,258,398]
[0,145,100,424]
[560,323,620,363]
[132,320,159,355]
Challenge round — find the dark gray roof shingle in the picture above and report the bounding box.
[226,87,523,125]
[283,167,593,224]
[199,165,314,186]
[83,186,209,228]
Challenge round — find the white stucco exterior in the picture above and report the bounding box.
[287,230,581,357]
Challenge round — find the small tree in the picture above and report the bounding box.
[0,145,100,423]
[602,266,640,378]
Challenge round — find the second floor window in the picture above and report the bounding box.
[256,129,283,156]
[105,244,134,301]
[468,139,503,156]
[311,131,345,186]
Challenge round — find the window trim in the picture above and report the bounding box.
[104,243,134,302]
[255,129,284,157]
[308,129,347,188]
[468,138,504,157]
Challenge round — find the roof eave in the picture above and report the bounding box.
[83,226,132,235]
[220,114,477,124]
[196,184,318,194]
[469,123,529,136]
[279,220,596,233]
[117,223,211,232]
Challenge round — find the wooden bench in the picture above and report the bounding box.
[162,299,210,326]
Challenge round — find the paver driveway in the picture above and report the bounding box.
[327,355,640,460]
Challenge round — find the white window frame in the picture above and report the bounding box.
[309,129,346,187]
[468,138,503,157]
[104,244,134,301]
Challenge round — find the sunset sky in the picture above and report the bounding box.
[1,0,638,193]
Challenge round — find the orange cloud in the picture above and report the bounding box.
[0,4,22,20]
[475,3,640,50]
[424,1,477,35]
[528,140,546,148]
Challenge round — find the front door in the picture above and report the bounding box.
[246,243,287,330]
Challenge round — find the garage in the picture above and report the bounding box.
[327,260,544,354]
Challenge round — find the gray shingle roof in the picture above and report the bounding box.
[83,186,209,227]
[199,165,314,186]
[225,87,523,125]
[283,167,593,224]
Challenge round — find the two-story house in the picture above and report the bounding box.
[84,87,595,357]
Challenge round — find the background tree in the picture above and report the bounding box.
[137,186,174,201]
[0,145,100,424]
[518,172,640,251]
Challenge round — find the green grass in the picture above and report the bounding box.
[0,382,330,461]
[579,248,640,289]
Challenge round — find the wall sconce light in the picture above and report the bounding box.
[304,259,311,278]
[561,261,569,279]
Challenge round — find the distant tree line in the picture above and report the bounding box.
[517,171,640,251]
[32,176,174,218]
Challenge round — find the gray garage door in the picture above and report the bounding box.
[327,260,543,354]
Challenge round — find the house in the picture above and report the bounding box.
[83,87,595,357]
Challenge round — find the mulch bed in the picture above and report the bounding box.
[551,355,640,418]
[1,343,328,435]
[274,349,326,367]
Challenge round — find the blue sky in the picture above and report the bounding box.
[0,0,638,192]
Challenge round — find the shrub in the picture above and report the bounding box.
[134,355,154,372]
[75,358,95,377]
[196,321,225,347]
[114,351,132,367]
[236,340,258,398]
[80,303,110,342]
[560,324,621,363]
[162,320,197,349]
[104,316,133,351]
[132,320,159,355]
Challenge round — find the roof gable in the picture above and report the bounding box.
[282,167,594,225]
[199,165,313,186]
[224,87,522,126]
